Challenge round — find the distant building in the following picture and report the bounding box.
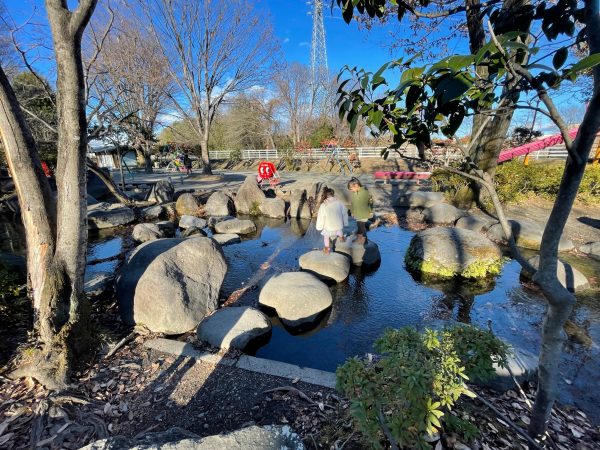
[87,142,138,169]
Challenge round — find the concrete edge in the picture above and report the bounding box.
[144,338,337,389]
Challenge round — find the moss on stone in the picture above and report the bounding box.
[461,257,505,278]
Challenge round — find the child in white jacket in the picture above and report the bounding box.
[316,187,347,253]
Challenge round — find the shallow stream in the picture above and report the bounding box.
[2,214,599,423]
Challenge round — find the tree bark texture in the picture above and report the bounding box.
[528,0,600,439]
[0,0,98,389]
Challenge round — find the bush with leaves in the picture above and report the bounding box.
[336,325,508,449]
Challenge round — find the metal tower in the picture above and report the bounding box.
[310,0,329,116]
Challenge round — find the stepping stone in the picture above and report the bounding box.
[335,240,381,267]
[207,215,235,228]
[214,218,256,235]
[197,306,271,350]
[259,272,332,329]
[521,255,590,293]
[212,233,241,246]
[132,223,164,243]
[299,250,350,283]
[179,215,207,229]
[423,203,467,225]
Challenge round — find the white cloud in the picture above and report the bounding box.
[283,37,290,44]
[299,41,309,47]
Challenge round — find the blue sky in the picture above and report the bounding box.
[5,0,588,134]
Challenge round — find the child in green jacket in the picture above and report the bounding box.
[347,177,372,244]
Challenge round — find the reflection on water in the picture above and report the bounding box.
[2,211,600,422]
[219,216,600,424]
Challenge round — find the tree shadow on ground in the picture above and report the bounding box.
[578,216,600,230]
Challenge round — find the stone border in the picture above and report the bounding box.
[144,338,337,389]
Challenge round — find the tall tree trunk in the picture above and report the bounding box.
[0,68,56,310]
[201,117,212,175]
[529,0,600,441]
[24,0,97,389]
[143,143,153,174]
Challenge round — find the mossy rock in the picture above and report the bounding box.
[405,227,504,279]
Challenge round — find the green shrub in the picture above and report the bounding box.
[336,325,508,449]
[432,161,600,206]
[229,149,242,164]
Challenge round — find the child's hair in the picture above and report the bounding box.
[347,177,362,189]
[320,187,335,203]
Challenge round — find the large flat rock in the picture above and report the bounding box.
[87,203,135,229]
[455,215,497,233]
[197,306,271,349]
[299,250,350,283]
[521,255,590,292]
[214,218,256,235]
[259,272,332,329]
[487,218,575,252]
[406,227,504,278]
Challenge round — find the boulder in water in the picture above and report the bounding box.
[148,179,174,204]
[335,240,381,267]
[115,237,227,334]
[234,175,266,215]
[204,191,234,217]
[182,226,207,238]
[455,215,497,233]
[214,218,256,235]
[259,272,332,329]
[139,205,163,221]
[176,193,199,216]
[87,203,135,229]
[289,189,312,219]
[179,215,207,229]
[155,220,176,237]
[132,223,164,243]
[406,227,504,278]
[260,198,286,218]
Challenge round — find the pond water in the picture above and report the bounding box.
[2,213,599,423]
[217,217,600,424]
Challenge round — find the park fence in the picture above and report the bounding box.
[208,146,417,161]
